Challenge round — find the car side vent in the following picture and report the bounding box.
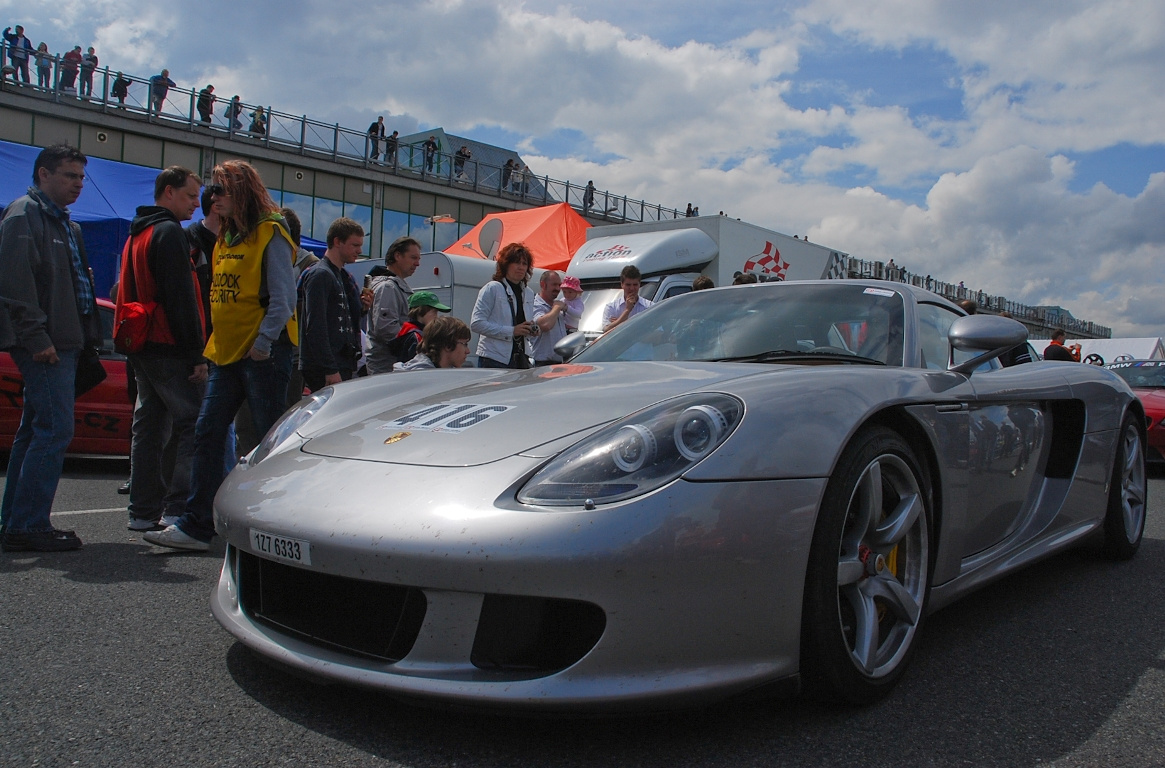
[1045,400,1086,479]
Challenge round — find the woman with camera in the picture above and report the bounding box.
[470,242,538,369]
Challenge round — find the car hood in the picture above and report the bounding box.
[299,362,759,466]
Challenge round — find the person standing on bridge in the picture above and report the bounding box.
[148,68,175,116]
[196,84,215,125]
[2,26,33,85]
[368,117,385,162]
[58,46,81,92]
[144,160,297,552]
[0,144,100,552]
[79,46,98,98]
[423,135,438,173]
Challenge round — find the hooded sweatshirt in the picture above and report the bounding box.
[366,264,413,373]
[117,205,205,364]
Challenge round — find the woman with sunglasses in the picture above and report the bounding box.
[143,160,297,552]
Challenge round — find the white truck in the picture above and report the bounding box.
[565,216,848,334]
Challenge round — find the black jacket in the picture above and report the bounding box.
[297,258,362,375]
[0,189,100,354]
[185,220,216,335]
[123,206,205,363]
[1043,342,1076,362]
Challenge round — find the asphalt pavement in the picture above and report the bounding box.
[1,458,1163,767]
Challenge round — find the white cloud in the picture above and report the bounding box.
[798,0,1165,149]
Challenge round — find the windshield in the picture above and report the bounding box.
[574,283,905,365]
[1106,361,1165,388]
[577,282,662,335]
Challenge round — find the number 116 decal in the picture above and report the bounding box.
[384,403,513,433]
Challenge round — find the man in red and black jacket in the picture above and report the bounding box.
[115,166,208,532]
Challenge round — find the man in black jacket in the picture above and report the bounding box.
[1043,329,1080,362]
[297,218,364,392]
[368,116,385,162]
[0,144,100,552]
[196,84,215,125]
[118,166,208,532]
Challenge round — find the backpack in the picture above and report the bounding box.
[113,233,157,354]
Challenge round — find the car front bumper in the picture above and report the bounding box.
[210,448,826,708]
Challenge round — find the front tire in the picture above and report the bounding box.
[1102,413,1146,560]
[801,426,931,704]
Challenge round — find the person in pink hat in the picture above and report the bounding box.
[559,274,584,333]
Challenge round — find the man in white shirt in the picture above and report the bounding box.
[602,265,653,332]
[531,270,568,365]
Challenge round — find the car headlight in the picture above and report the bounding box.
[247,388,333,466]
[517,393,743,506]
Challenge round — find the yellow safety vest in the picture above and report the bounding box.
[204,218,299,365]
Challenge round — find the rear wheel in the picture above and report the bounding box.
[801,426,931,704]
[1102,413,1146,560]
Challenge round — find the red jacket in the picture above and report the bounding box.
[115,206,206,363]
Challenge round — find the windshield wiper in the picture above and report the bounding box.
[700,349,885,365]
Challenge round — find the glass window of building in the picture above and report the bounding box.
[312,198,345,241]
[409,214,434,251]
[344,204,372,242]
[382,210,409,251]
[434,221,459,252]
[280,192,314,240]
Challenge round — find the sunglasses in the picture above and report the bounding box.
[206,183,228,197]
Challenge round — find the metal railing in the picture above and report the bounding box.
[844,257,1111,338]
[0,43,686,224]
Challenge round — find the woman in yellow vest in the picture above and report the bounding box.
[144,160,298,551]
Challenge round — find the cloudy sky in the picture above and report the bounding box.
[10,0,1165,336]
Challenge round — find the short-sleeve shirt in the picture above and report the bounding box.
[602,295,654,329]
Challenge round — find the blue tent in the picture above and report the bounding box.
[0,139,327,298]
[0,139,155,298]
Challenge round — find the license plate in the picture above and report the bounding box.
[250,529,311,565]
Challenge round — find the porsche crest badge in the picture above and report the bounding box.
[383,431,412,445]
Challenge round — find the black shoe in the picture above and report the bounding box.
[118,479,131,495]
[2,528,83,552]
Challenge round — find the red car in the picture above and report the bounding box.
[1105,359,1165,464]
[0,298,132,456]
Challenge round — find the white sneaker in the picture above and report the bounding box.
[142,525,209,552]
[159,514,181,529]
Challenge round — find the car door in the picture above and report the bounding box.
[916,303,1066,558]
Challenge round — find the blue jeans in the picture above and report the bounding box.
[127,355,206,522]
[1,348,78,533]
[177,343,291,542]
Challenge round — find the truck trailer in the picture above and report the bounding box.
[565,216,848,334]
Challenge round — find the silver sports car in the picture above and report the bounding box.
[211,280,1147,709]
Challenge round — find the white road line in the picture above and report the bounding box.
[54,507,126,516]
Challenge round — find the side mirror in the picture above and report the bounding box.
[947,315,1028,374]
[554,331,589,361]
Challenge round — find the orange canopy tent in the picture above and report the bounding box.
[444,203,591,271]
